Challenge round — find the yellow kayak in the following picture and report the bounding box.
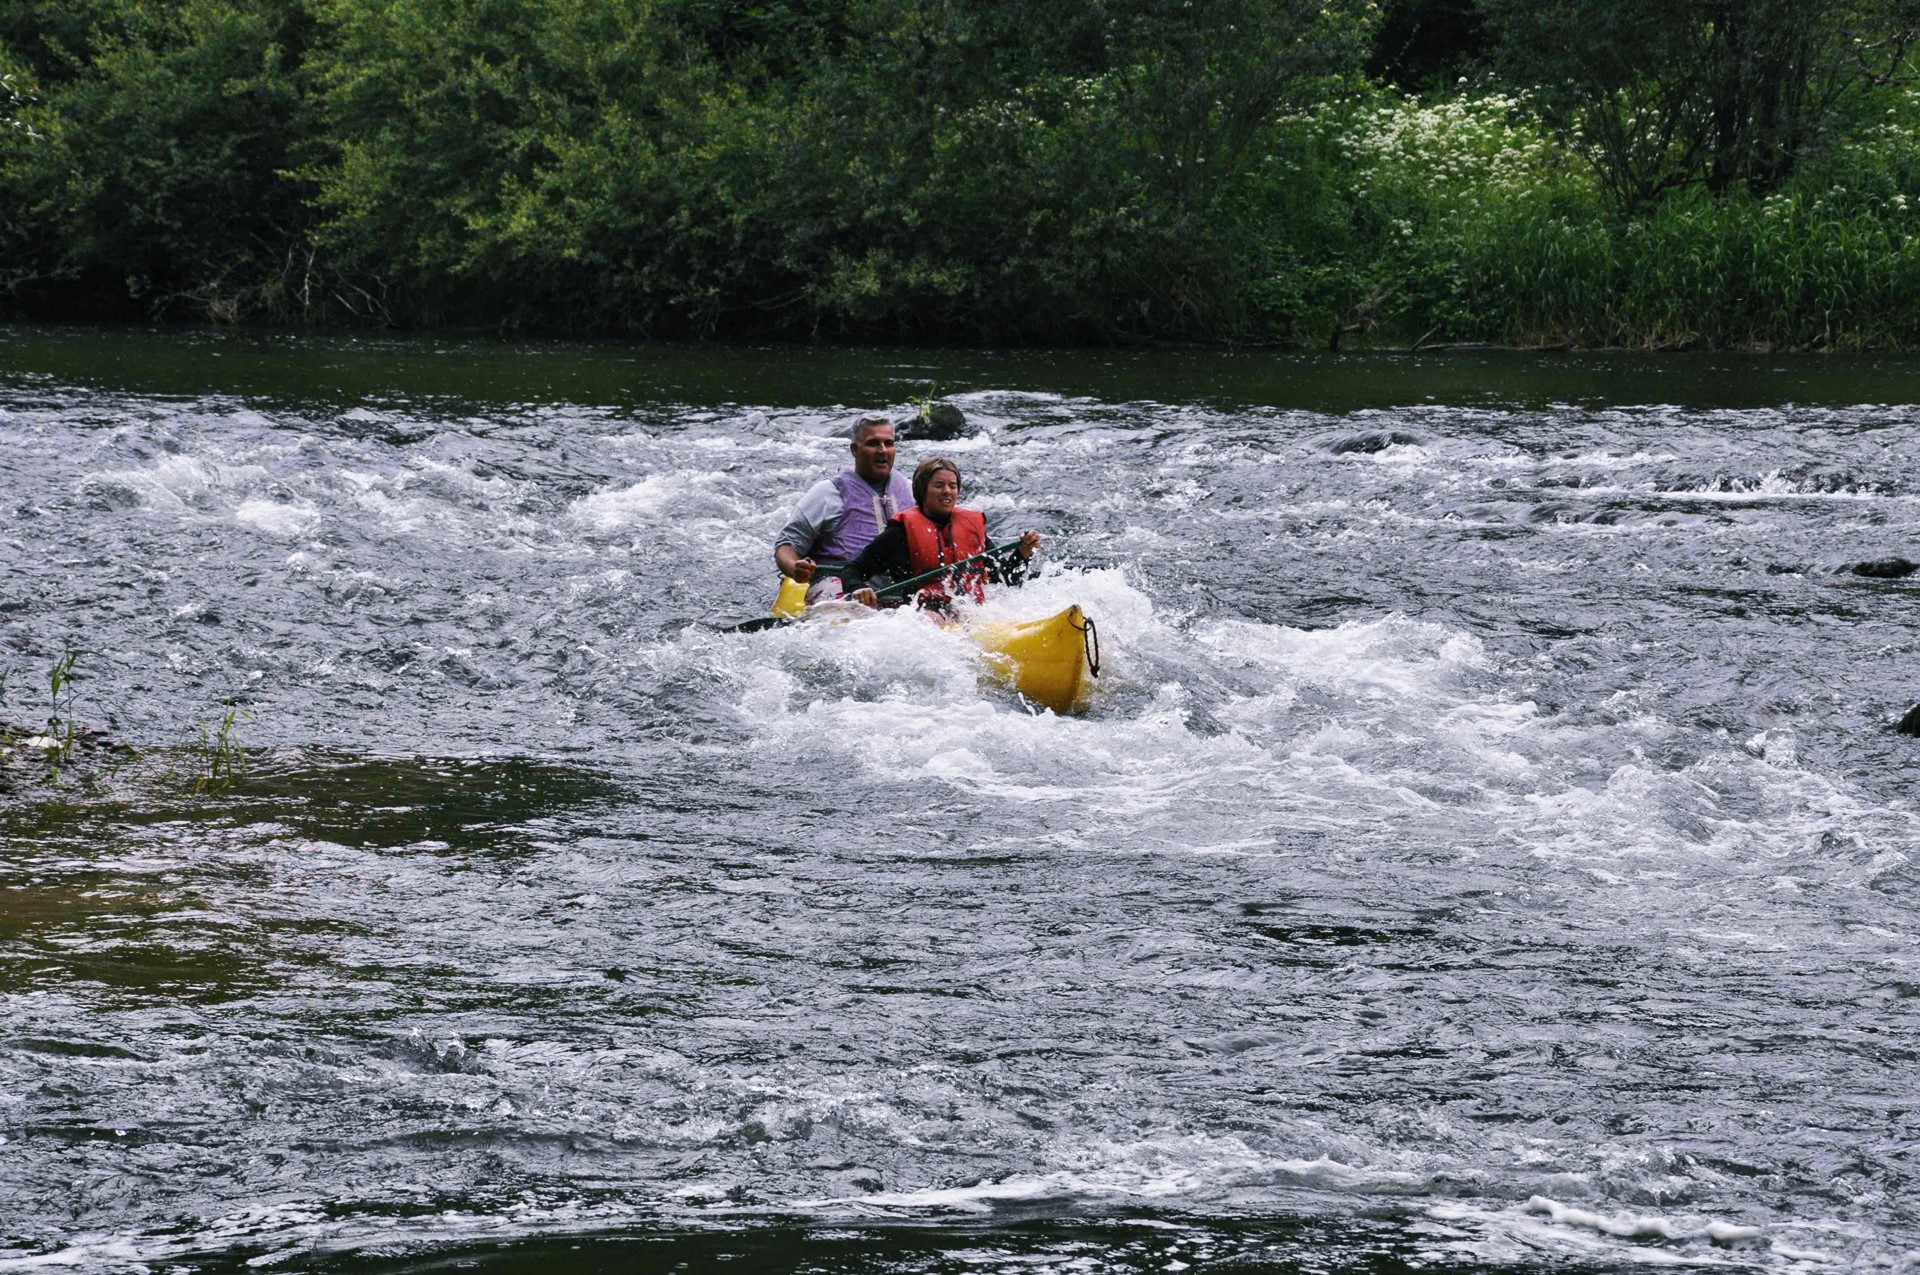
[768,578,1099,713]
[967,605,1099,714]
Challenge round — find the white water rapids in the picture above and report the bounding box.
[2,334,1917,1272]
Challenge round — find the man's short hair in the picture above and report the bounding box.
[851,414,894,444]
[912,456,961,506]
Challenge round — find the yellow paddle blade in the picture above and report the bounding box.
[771,575,809,619]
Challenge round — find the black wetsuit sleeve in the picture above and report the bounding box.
[841,520,913,598]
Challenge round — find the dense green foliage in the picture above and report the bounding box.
[3,0,1919,347]
[0,0,312,318]
[1482,0,1920,211]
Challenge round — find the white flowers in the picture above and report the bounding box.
[1330,92,1567,203]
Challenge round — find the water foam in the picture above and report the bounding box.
[727,579,1535,834]
[793,1133,1413,1215]
[571,472,747,532]
[234,498,320,537]
[77,455,271,517]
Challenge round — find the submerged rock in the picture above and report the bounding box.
[1330,430,1421,454]
[1,720,124,759]
[1851,557,1918,579]
[0,720,134,796]
[1898,705,1920,736]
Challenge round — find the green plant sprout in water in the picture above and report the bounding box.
[0,652,90,786]
[32,653,81,779]
[910,383,938,428]
[192,702,251,796]
[906,385,970,439]
[47,649,78,734]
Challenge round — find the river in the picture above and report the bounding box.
[2,327,1917,1272]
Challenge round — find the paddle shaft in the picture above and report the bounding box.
[720,539,1022,633]
[869,539,1024,601]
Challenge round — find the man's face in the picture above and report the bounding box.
[851,422,897,483]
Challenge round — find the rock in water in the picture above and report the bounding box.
[1852,558,1918,579]
[1899,705,1920,736]
[1331,430,1421,455]
[907,402,970,440]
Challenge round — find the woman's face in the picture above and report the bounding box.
[922,469,960,517]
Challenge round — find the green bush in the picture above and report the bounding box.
[306,0,745,328]
[0,0,312,319]
[300,0,1380,339]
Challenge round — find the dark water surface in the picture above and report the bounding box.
[3,327,1918,1272]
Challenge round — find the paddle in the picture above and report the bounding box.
[722,613,803,634]
[719,540,1022,634]
[871,539,1023,602]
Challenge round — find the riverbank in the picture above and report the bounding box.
[7,174,1919,354]
[5,3,1920,350]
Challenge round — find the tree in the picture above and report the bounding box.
[778,0,1378,338]
[1368,0,1489,91]
[0,0,314,319]
[1483,0,1920,214]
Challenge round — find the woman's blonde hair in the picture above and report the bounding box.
[912,456,962,506]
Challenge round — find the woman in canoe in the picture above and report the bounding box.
[844,456,1041,612]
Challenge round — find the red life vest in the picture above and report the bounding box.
[898,507,988,605]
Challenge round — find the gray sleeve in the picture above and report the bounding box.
[775,479,844,556]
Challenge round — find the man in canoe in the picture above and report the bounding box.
[773,413,916,600]
[843,456,1041,612]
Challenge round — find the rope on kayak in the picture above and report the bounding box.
[1073,611,1101,678]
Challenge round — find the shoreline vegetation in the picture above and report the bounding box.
[4,0,1920,351]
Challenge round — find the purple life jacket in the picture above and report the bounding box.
[817,468,913,565]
